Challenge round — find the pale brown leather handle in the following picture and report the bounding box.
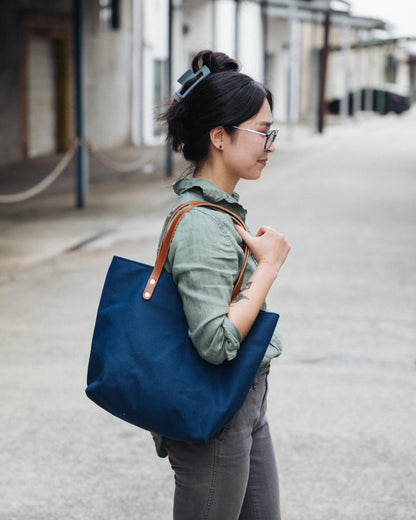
[142,201,250,301]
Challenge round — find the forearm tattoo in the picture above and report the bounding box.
[231,281,253,303]
[232,293,249,303]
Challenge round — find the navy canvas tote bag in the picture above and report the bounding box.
[85,201,279,443]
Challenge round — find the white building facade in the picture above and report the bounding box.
[0,0,414,167]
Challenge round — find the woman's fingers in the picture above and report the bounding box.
[235,224,291,271]
[235,225,252,243]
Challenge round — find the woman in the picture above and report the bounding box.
[156,50,291,520]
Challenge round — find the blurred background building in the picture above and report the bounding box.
[1,0,415,168]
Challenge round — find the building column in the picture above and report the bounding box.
[237,1,263,79]
[212,0,237,57]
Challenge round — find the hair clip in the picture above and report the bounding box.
[173,65,211,101]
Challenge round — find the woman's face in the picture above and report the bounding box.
[222,98,275,185]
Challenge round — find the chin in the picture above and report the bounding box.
[247,171,262,181]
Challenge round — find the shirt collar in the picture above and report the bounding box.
[173,177,245,209]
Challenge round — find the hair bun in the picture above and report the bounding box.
[191,50,240,74]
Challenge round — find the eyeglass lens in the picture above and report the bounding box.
[265,131,277,150]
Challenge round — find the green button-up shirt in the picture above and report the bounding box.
[152,177,283,456]
[164,177,283,366]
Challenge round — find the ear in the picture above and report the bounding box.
[209,126,225,151]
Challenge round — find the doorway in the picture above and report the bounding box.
[21,12,73,158]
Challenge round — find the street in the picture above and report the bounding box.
[1,110,415,519]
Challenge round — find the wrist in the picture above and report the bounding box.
[257,259,279,280]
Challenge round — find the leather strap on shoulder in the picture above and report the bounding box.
[142,201,250,301]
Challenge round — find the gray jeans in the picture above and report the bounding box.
[164,367,281,520]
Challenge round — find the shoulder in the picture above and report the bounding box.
[165,205,244,273]
[174,205,239,244]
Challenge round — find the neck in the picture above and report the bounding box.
[194,155,237,195]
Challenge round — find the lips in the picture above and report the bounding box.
[258,159,268,167]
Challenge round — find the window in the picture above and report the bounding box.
[99,0,120,30]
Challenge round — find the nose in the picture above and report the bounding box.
[267,141,276,153]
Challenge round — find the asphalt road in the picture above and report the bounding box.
[1,110,415,519]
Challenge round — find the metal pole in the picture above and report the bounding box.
[166,0,173,178]
[317,9,330,134]
[73,0,89,208]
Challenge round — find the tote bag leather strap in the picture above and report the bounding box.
[143,201,250,301]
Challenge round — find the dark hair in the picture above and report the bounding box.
[160,50,273,171]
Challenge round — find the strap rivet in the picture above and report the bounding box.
[150,279,156,285]
[144,292,150,299]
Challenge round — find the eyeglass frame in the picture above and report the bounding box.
[231,126,279,150]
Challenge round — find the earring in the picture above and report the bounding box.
[219,145,223,149]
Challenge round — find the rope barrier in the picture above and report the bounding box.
[88,141,155,174]
[0,138,80,204]
[0,139,156,204]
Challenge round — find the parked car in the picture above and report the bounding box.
[328,84,411,115]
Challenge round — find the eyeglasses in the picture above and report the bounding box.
[231,126,279,150]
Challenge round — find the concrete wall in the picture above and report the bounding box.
[0,1,24,164]
[84,1,133,150]
[0,0,174,165]
[0,0,71,165]
[0,0,136,165]
[0,0,155,165]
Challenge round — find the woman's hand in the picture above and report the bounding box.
[228,225,291,339]
[235,225,291,277]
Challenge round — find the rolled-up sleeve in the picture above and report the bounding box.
[165,208,244,365]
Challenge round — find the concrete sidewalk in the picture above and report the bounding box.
[1,111,415,519]
[0,144,180,281]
